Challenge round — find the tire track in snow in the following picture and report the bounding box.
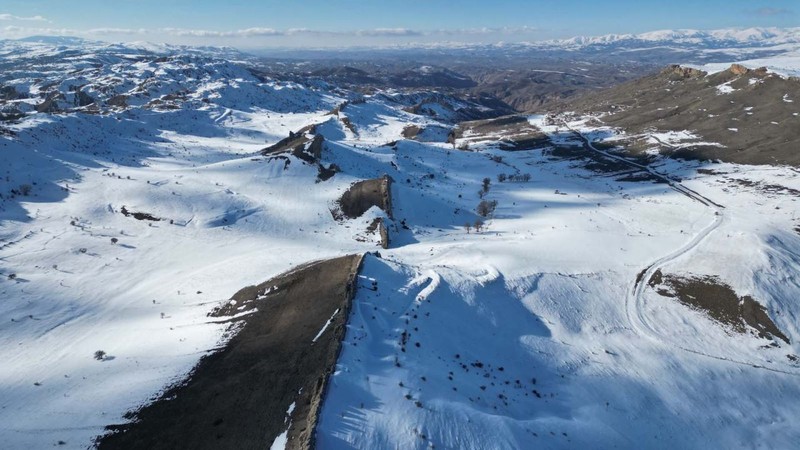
[214,108,232,124]
[629,212,722,339]
[561,119,800,376]
[413,270,441,303]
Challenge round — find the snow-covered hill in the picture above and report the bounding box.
[1,40,800,450]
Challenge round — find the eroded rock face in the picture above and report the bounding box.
[106,95,128,108]
[261,125,316,156]
[262,127,335,182]
[35,93,65,113]
[0,85,19,100]
[75,90,96,107]
[729,63,749,76]
[306,134,325,160]
[337,175,393,220]
[662,64,707,79]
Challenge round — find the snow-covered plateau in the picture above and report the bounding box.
[0,39,799,449]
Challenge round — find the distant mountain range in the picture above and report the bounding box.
[256,27,800,66]
[6,27,800,66]
[539,27,800,49]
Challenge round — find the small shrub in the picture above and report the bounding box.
[94,350,106,361]
[110,237,118,245]
[497,173,507,182]
[18,184,32,196]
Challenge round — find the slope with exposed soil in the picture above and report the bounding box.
[453,115,550,150]
[97,254,364,450]
[554,64,800,165]
[648,270,790,344]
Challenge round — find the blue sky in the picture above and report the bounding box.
[0,0,797,48]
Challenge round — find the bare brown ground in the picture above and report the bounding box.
[96,254,364,450]
[649,270,789,344]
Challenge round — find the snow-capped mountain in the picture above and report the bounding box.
[544,27,800,49]
[309,27,800,67]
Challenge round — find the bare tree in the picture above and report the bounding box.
[508,173,532,182]
[464,222,471,234]
[476,199,498,217]
[474,219,484,232]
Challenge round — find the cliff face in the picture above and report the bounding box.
[337,174,393,220]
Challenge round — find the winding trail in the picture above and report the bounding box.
[559,118,800,376]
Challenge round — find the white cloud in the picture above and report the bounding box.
[0,13,49,22]
[0,24,542,46]
[158,27,428,38]
[434,26,539,36]
[2,25,75,35]
[86,28,148,36]
[356,28,423,37]
[49,26,538,40]
[161,27,282,38]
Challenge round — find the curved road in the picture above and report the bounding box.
[560,118,800,376]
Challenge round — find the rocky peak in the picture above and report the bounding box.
[662,64,706,79]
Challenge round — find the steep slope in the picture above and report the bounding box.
[98,255,363,450]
